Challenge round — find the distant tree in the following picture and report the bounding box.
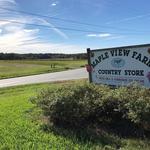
[0,52,87,60]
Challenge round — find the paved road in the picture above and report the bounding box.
[0,68,88,88]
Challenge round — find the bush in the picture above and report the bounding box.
[31,83,150,136]
[31,83,110,127]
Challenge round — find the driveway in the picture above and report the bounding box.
[0,68,88,88]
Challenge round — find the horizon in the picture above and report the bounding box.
[1,43,150,55]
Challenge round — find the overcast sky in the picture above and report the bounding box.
[0,0,150,53]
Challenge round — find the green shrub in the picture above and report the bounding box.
[122,85,150,131]
[31,83,150,136]
[31,83,110,127]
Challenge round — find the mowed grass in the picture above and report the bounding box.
[0,81,150,150]
[0,59,86,79]
[0,81,93,150]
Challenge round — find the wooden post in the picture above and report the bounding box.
[87,48,92,83]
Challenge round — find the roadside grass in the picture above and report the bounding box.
[0,80,150,149]
[0,59,86,79]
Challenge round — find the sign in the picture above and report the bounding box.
[87,44,150,88]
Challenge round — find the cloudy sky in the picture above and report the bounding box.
[0,0,150,53]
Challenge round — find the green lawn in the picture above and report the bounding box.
[0,59,86,79]
[0,80,150,150]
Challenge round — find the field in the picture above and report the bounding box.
[0,59,86,79]
[0,80,150,150]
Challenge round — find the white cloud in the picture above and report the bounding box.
[98,33,111,37]
[0,21,84,53]
[0,0,85,53]
[0,0,16,4]
[0,20,79,53]
[0,40,85,54]
[0,28,39,46]
[0,0,68,40]
[102,35,125,41]
[87,33,112,38]
[0,0,16,5]
[0,20,10,26]
[86,33,125,41]
[19,43,85,54]
[51,1,59,7]
[0,17,82,53]
[51,3,57,6]
[0,0,17,12]
[87,34,97,37]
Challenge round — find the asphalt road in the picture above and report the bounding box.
[0,68,88,88]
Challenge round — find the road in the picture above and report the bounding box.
[0,68,88,88]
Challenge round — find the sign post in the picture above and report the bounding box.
[87,44,150,88]
[87,48,92,83]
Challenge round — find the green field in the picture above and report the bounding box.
[0,80,150,150]
[0,59,86,79]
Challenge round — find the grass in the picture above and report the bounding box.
[0,59,86,79]
[0,80,150,150]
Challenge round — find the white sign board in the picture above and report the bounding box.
[87,44,150,88]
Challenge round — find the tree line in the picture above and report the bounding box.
[0,53,87,60]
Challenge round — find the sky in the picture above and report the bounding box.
[0,0,150,54]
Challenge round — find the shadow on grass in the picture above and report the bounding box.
[27,106,150,150]
[39,118,150,150]
[40,123,124,149]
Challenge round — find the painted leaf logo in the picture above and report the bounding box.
[111,58,125,68]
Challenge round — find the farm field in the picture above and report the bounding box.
[0,80,150,150]
[0,59,86,79]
